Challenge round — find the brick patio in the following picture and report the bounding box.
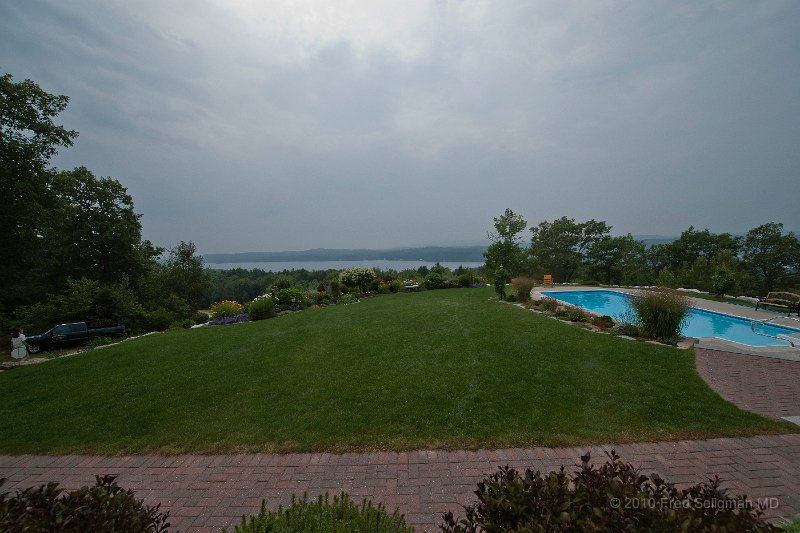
[695,348,800,420]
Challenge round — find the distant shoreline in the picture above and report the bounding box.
[206,259,485,272]
[203,245,488,264]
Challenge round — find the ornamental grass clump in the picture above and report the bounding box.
[511,277,537,302]
[630,289,689,344]
[227,492,413,533]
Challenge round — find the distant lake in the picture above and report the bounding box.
[206,260,484,272]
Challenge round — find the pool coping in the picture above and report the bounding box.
[533,286,800,360]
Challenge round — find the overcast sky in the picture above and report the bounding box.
[2,1,798,253]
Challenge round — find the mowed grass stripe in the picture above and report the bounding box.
[0,288,789,454]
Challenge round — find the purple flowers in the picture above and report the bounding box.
[208,313,250,326]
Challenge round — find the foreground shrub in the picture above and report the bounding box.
[442,451,777,533]
[273,288,309,311]
[248,294,276,320]
[0,475,170,532]
[631,289,689,343]
[227,492,413,533]
[511,277,537,302]
[210,299,244,319]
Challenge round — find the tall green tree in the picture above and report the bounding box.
[162,241,211,310]
[0,73,77,312]
[741,222,800,293]
[529,217,610,282]
[41,167,146,291]
[484,208,528,279]
[586,234,648,285]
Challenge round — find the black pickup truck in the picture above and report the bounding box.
[26,322,125,353]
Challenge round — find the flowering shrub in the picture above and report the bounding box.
[339,267,376,293]
[273,288,309,311]
[248,293,276,321]
[209,300,244,319]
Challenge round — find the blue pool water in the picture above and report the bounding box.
[541,290,800,347]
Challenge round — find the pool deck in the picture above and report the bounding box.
[535,286,800,361]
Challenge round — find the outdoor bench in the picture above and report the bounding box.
[754,291,800,316]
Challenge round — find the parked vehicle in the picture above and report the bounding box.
[25,322,125,353]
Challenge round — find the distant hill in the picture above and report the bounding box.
[203,245,488,264]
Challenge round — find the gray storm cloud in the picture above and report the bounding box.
[2,0,798,252]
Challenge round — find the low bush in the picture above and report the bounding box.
[457,272,477,287]
[248,295,276,321]
[273,288,309,311]
[210,300,245,319]
[0,475,170,532]
[592,315,615,329]
[563,305,588,322]
[227,492,413,533]
[538,297,560,312]
[338,293,359,305]
[314,290,332,305]
[511,277,537,302]
[505,293,518,302]
[631,289,689,344]
[192,311,209,325]
[169,319,194,330]
[441,451,777,533]
[423,272,447,290]
[339,267,377,294]
[87,335,116,348]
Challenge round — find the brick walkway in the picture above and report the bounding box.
[695,348,800,420]
[1,434,799,532]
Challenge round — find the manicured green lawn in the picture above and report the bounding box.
[0,288,790,454]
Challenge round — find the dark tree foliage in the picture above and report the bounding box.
[529,217,610,282]
[0,74,77,312]
[742,222,800,293]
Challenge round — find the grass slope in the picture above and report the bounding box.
[0,288,790,454]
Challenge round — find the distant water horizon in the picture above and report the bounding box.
[206,259,484,272]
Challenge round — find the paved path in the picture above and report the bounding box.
[696,348,800,420]
[2,433,799,532]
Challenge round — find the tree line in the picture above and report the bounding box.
[485,209,800,297]
[1,73,209,335]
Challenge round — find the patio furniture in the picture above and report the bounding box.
[755,292,800,316]
[543,274,554,287]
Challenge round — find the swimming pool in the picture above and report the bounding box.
[541,290,800,347]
